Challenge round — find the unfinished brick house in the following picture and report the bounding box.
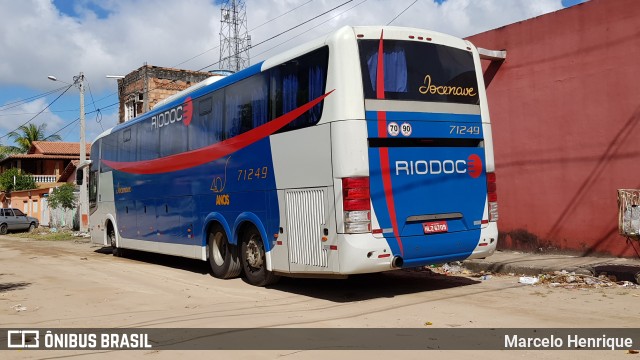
[115,64,214,123]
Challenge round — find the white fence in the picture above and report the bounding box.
[32,175,57,183]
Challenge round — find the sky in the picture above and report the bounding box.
[0,0,587,147]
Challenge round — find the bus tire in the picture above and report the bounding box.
[108,223,123,257]
[208,226,241,279]
[241,227,279,287]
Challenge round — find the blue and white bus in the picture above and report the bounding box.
[88,26,499,286]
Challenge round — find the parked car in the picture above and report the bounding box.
[0,208,39,234]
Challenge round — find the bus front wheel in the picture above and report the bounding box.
[108,223,123,257]
[208,227,241,279]
[241,228,279,287]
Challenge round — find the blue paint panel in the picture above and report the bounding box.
[367,112,487,264]
[367,111,483,124]
[366,112,483,139]
[111,137,279,252]
[116,200,136,239]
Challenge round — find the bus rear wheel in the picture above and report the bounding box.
[241,228,279,287]
[208,227,241,279]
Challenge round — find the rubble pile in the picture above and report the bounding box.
[536,270,639,289]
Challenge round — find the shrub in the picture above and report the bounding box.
[0,168,37,192]
[48,183,77,210]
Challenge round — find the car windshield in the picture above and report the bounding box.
[13,209,25,216]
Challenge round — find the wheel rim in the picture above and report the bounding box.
[245,234,263,269]
[109,229,116,247]
[212,232,227,266]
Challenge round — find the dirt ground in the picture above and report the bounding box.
[1,236,639,359]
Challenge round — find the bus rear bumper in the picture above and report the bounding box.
[336,233,396,275]
[467,222,498,260]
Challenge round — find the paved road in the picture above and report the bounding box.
[1,237,638,359]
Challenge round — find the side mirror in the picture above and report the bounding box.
[76,169,84,185]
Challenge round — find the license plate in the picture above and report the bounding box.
[423,221,448,234]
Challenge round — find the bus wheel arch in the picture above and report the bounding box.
[235,218,279,287]
[207,222,241,279]
[105,219,122,257]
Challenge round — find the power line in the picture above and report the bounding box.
[0,85,69,112]
[85,81,104,131]
[50,118,79,138]
[0,84,74,141]
[387,0,419,25]
[250,0,313,32]
[48,101,118,139]
[172,0,314,68]
[199,0,354,72]
[0,109,78,116]
[45,0,357,138]
[252,0,369,61]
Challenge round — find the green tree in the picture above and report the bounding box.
[0,168,38,192]
[0,144,18,160]
[48,183,76,210]
[7,123,62,153]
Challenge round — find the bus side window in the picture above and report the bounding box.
[271,46,329,133]
[199,97,212,116]
[138,120,159,161]
[101,133,117,172]
[224,73,268,139]
[119,126,137,162]
[189,91,225,150]
[160,104,188,157]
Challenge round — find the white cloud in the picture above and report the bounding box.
[0,97,66,144]
[0,0,565,93]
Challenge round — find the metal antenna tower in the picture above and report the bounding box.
[219,0,251,72]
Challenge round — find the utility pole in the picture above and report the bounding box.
[47,72,89,233]
[219,0,251,72]
[77,72,88,233]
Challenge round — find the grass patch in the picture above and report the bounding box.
[10,229,77,241]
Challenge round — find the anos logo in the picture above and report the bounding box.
[395,154,483,178]
[150,97,193,130]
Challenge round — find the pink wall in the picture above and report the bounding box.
[467,0,640,257]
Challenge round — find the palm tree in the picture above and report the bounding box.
[7,123,62,153]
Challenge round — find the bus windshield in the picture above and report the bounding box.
[358,39,479,105]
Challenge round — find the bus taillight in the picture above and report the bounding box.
[342,177,371,233]
[487,172,498,222]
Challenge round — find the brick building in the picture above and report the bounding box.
[467,0,640,257]
[115,64,213,123]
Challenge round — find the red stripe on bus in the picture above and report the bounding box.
[376,30,404,256]
[102,90,334,174]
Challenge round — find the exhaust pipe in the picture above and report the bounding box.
[391,256,404,268]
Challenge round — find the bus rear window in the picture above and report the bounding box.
[358,39,479,105]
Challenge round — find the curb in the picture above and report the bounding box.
[462,259,594,277]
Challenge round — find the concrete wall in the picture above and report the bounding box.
[466,0,640,257]
[9,188,49,221]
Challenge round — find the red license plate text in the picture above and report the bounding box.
[423,221,448,234]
